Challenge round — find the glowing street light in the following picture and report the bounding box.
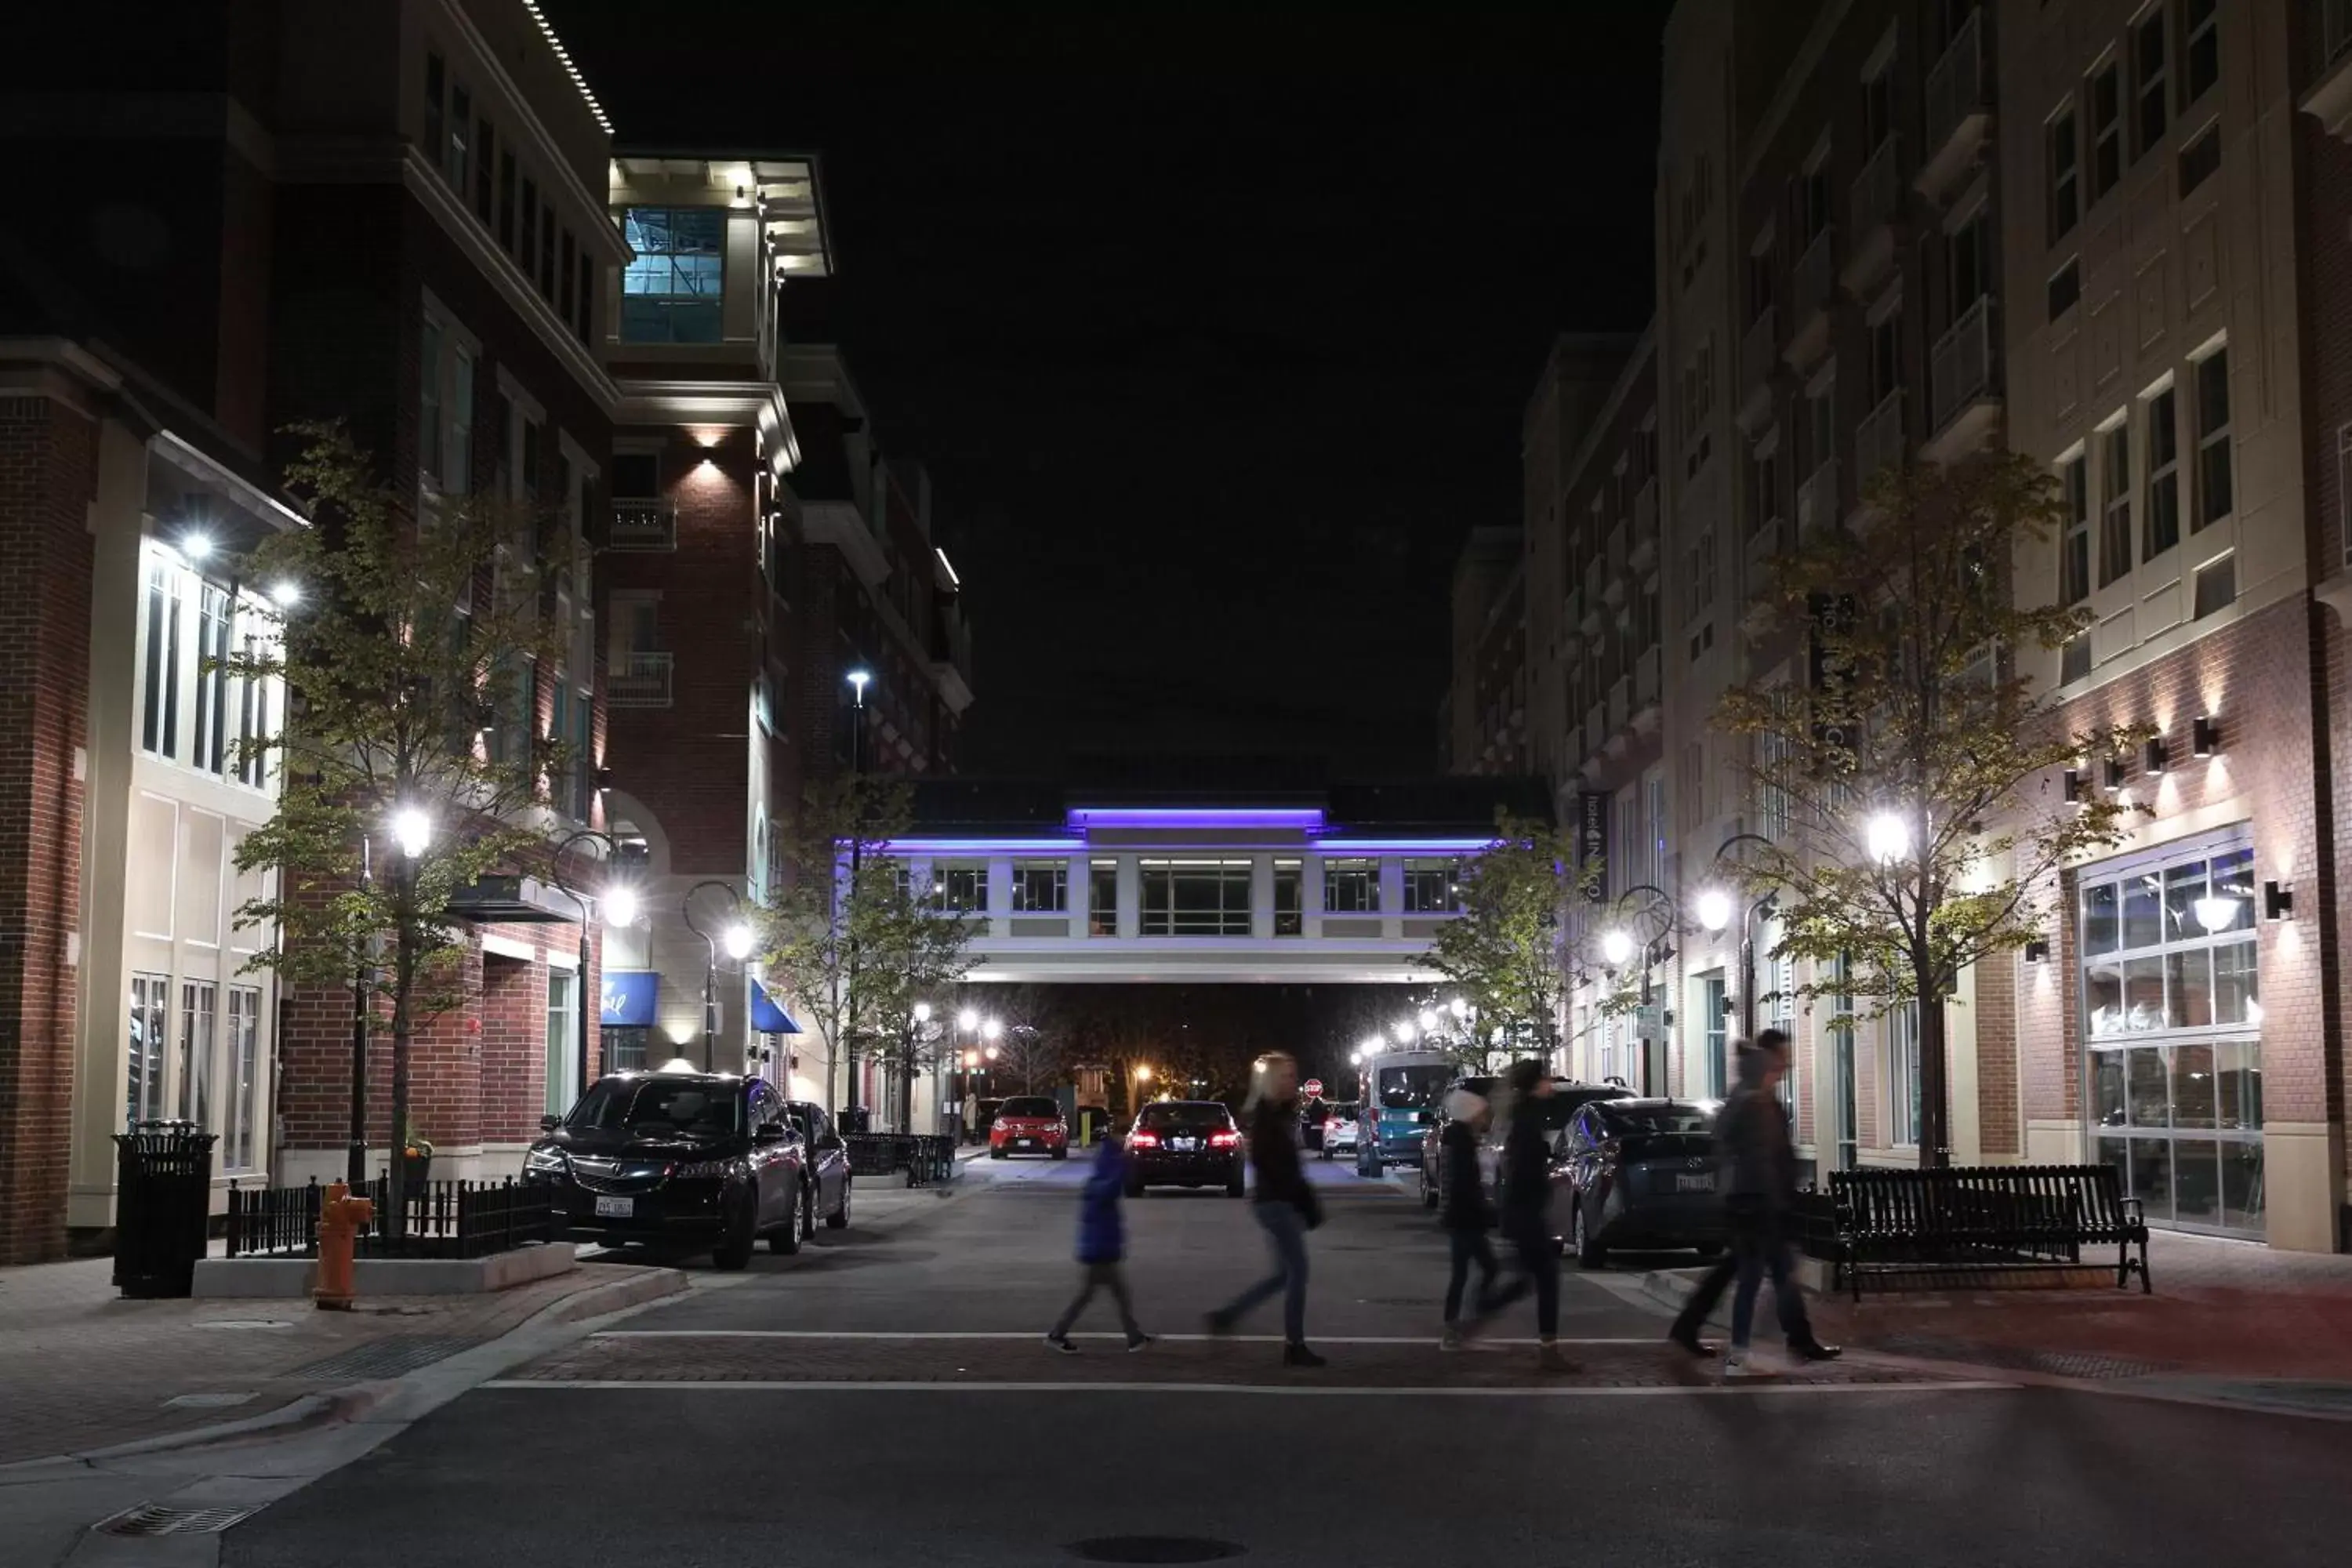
[956,1007,979,1031]
[846,668,872,703]
[1392,1020,1417,1046]
[269,579,302,609]
[1696,887,1734,933]
[1448,997,1469,1020]
[721,923,754,960]
[1866,811,1912,866]
[181,532,214,562]
[1359,1034,1385,1057]
[601,884,641,927]
[1417,1007,1440,1033]
[982,1018,1004,1041]
[390,807,431,858]
[985,1044,1000,1062]
[963,1049,980,1069]
[913,1000,933,1024]
[1134,1065,1153,1083]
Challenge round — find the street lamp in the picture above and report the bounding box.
[1392,1020,1417,1046]
[1708,832,1783,1051]
[722,923,754,960]
[1695,887,1734,934]
[845,668,873,775]
[548,829,633,1119]
[1599,927,1636,968]
[1867,811,1912,866]
[269,579,303,610]
[682,880,748,1069]
[390,805,431,859]
[956,1007,978,1031]
[1448,996,1469,1021]
[982,1018,1003,1042]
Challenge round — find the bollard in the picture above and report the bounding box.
[314,1180,376,1311]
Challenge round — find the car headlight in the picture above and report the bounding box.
[524,1147,568,1174]
[670,1159,734,1181]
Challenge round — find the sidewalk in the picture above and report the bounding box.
[0,1253,683,1467]
[1645,1229,2352,1400]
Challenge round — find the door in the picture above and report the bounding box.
[746,1083,791,1229]
[805,1104,846,1214]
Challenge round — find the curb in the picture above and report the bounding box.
[543,1266,689,1327]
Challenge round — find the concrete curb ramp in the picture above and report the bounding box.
[190,1243,579,1298]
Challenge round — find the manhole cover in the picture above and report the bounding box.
[286,1335,477,1381]
[163,1392,258,1410]
[1065,1537,1244,1564]
[97,1503,257,1537]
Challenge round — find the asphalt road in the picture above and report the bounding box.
[221,1156,2352,1568]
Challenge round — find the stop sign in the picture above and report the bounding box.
[1303,1078,1325,1098]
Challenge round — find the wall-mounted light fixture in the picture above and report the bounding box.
[2103,757,2128,793]
[2193,715,2222,757]
[2264,880,2294,921]
[2024,938,2050,964]
[2143,737,2168,774]
[2063,768,2083,804]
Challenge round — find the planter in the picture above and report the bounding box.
[401,1152,434,1188]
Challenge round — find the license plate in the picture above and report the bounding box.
[1675,1173,1715,1192]
[1174,1137,1196,1151]
[593,1196,634,1218]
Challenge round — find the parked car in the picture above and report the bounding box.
[1125,1101,1247,1196]
[1483,1080,1635,1202]
[780,1098,854,1231]
[1553,1097,1727,1267]
[1417,1075,1497,1207]
[524,1071,808,1269]
[971,1098,1007,1143]
[1319,1102,1363,1160]
[989,1094,1069,1160]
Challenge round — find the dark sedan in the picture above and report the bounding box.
[524,1072,809,1269]
[1124,1101,1246,1196]
[1552,1097,1727,1267]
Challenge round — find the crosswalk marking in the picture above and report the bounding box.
[479,1378,2017,1399]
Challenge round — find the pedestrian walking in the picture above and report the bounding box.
[1205,1051,1325,1367]
[1477,1058,1574,1372]
[1045,1133,1152,1353]
[1437,1087,1501,1348]
[1666,1029,1841,1376]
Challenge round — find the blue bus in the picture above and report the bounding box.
[1353,1049,1456,1174]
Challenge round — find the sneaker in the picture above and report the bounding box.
[1282,1342,1327,1369]
[1045,1334,1078,1355]
[1668,1325,1718,1359]
[1439,1327,1465,1352]
[1788,1335,1843,1363]
[1722,1347,1769,1379]
[1535,1342,1578,1374]
[1126,1333,1155,1353]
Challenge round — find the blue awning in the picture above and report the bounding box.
[600,971,658,1027]
[750,980,802,1034]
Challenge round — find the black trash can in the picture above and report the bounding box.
[112,1120,218,1298]
[839,1105,871,1135]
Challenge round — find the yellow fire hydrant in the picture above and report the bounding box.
[314,1181,375,1312]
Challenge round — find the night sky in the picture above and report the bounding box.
[553,3,1668,775]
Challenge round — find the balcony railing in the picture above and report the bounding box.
[1584,701,1606,751]
[1740,305,1777,397]
[2331,0,2352,65]
[609,499,677,552]
[1922,10,1987,168]
[1605,523,1629,601]
[1854,389,1905,484]
[1634,644,1661,710]
[1931,295,1998,433]
[1607,675,1630,735]
[1850,136,1902,241]
[1792,227,1835,323]
[1795,459,1838,539]
[1632,480,1659,568]
[608,650,674,708]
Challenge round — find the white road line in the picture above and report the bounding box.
[479,1378,2018,1398]
[591,1330,1661,1345]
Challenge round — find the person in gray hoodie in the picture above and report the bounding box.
[1667,1029,1840,1375]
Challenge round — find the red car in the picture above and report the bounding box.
[989,1094,1069,1160]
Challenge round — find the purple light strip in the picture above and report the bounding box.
[1310,839,1498,853]
[1065,808,1327,829]
[874,838,1087,855]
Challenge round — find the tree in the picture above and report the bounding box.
[756,777,977,1128]
[1424,815,1584,1070]
[227,425,575,1236]
[1716,453,2150,1165]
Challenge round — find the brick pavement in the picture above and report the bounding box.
[0,1254,681,1465]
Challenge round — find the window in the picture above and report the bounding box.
[1867,310,1900,404]
[2100,421,2133,586]
[497,148,517,250]
[519,178,537,274]
[192,583,232,775]
[225,986,261,1171]
[2062,453,2092,605]
[127,973,169,1128]
[2063,632,2092,684]
[141,558,183,757]
[539,202,557,299]
[419,317,474,495]
[1749,443,1780,531]
[1700,975,1726,1098]
[1799,160,1831,244]
[474,119,495,222]
[1274,859,1303,936]
[423,53,445,177]
[2178,123,2220,197]
[2339,424,2352,568]
[1403,859,1458,913]
[2145,387,2180,559]
[2049,258,2081,322]
[1804,380,1836,478]
[1323,858,1381,913]
[931,863,985,913]
[1889,1001,1920,1147]
[559,230,576,324]
[1089,859,1119,936]
[546,968,579,1119]
[2134,9,2168,155]
[576,253,595,345]
[603,1025,650,1073]
[2182,0,2217,107]
[1684,527,1715,622]
[1948,210,1987,318]
[2049,108,2079,244]
[445,81,470,190]
[234,626,273,787]
[2193,553,2235,619]
[1863,58,1894,152]
[2092,63,2123,198]
[2194,347,2231,528]
[1139,859,1252,936]
[180,981,216,1129]
[1678,740,1706,835]
[621,207,724,343]
[1011,861,1069,913]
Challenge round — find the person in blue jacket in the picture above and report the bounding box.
[1046,1134,1153,1352]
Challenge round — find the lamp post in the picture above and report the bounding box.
[347,832,375,1187]
[837,667,873,1116]
[683,880,751,1071]
[548,829,634,1116]
[1697,831,1780,1068]
[1596,883,1676,1092]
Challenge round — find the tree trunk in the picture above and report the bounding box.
[1916,978,1951,1169]
[387,933,414,1241]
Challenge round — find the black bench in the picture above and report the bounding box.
[1828,1164,2151,1299]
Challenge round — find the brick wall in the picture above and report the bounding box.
[0,397,99,1263]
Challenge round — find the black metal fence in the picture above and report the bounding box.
[227,1177,554,1260]
[841,1133,958,1186]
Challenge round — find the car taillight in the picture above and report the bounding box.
[1210,1130,1241,1148]
[1129,1130,1160,1148]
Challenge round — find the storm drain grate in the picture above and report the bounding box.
[285,1335,477,1381]
[1065,1537,1246,1564]
[98,1503,257,1537]
[1870,1334,2169,1381]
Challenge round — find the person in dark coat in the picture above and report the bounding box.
[1474,1058,1573,1372]
[1046,1134,1151,1352]
[1438,1087,1500,1348]
[1206,1051,1324,1367]
[1667,1029,1840,1374]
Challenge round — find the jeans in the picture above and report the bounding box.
[1443,1230,1498,1323]
[1218,1200,1310,1343]
[1728,1217,1812,1348]
[1051,1261,1143,1341]
[1479,1229,1561,1338]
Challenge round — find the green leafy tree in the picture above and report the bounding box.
[1425,815,1584,1070]
[756,778,978,1127]
[225,425,575,1235]
[1716,452,2151,1165]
